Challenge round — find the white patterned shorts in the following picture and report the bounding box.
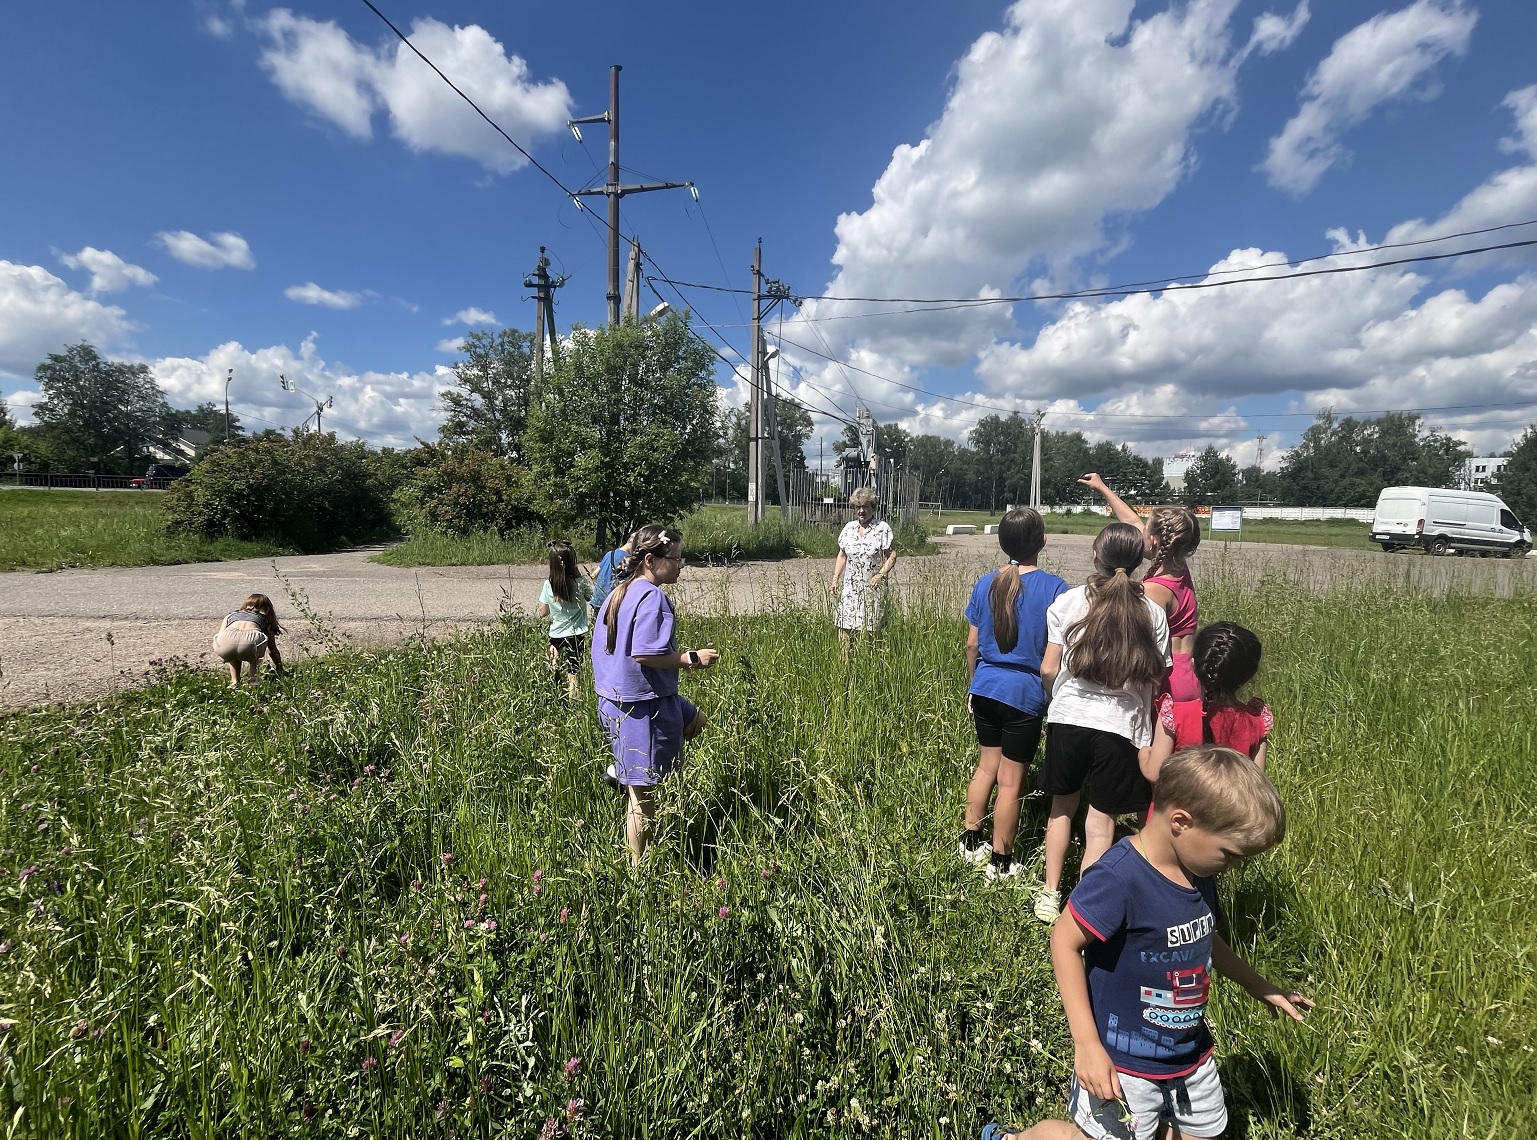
[1067,1056,1227,1140]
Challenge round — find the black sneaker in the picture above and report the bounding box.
[985,850,1024,882]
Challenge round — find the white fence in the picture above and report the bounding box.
[1033,504,1375,522]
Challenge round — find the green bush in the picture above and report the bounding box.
[162,434,395,552]
[393,448,543,537]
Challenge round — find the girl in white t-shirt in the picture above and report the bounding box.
[1032,522,1170,923]
[536,540,593,699]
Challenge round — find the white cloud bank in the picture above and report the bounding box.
[149,334,449,447]
[1263,0,1477,195]
[284,282,364,309]
[156,230,256,270]
[0,262,133,378]
[256,9,571,174]
[57,247,158,294]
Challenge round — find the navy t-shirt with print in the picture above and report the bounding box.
[1066,837,1221,1079]
[964,568,1069,715]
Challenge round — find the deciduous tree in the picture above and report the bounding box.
[30,342,172,473]
[437,329,536,460]
[524,314,718,546]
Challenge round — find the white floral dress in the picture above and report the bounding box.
[835,519,894,631]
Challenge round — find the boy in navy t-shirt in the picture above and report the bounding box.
[985,747,1314,1140]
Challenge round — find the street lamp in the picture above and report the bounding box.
[224,368,233,440]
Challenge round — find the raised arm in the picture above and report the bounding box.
[1078,472,1146,533]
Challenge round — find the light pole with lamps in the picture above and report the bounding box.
[224,368,233,440]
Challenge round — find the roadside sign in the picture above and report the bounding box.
[1210,505,1243,537]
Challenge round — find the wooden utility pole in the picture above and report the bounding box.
[569,66,697,327]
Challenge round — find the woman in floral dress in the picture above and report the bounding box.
[828,486,897,641]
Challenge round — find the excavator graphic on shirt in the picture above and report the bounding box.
[1104,965,1213,1061]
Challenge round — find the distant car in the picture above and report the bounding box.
[131,463,191,489]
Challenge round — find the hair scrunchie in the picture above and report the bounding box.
[1114,566,1127,576]
[1009,559,1020,566]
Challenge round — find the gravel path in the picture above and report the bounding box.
[2,533,1530,710]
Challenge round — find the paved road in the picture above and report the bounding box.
[2,533,1530,710]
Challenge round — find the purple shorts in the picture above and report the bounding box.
[598,695,699,787]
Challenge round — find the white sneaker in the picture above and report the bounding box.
[984,854,1025,882]
[958,832,992,865]
[1033,889,1062,923]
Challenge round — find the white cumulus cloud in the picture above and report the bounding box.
[1263,0,1477,195]
[147,334,450,447]
[442,307,497,326]
[435,337,466,354]
[0,262,134,379]
[157,230,256,270]
[284,282,364,309]
[57,247,158,294]
[256,9,571,174]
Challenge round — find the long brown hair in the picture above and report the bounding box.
[602,524,682,654]
[1063,523,1163,690]
[987,507,1046,654]
[546,540,585,604]
[1146,506,1200,578]
[241,593,282,637]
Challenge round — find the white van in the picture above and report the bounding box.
[1370,486,1532,557]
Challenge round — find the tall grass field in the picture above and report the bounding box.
[0,567,1531,1137]
[0,490,292,572]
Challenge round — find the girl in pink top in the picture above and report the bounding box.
[1078,473,1202,701]
[1143,622,1274,781]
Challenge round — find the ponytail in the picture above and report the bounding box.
[1192,621,1262,702]
[1064,523,1164,690]
[987,507,1046,653]
[602,524,682,654]
[547,540,579,603]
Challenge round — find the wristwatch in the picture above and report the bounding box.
[686,650,701,668]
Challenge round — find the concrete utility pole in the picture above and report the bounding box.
[747,239,796,525]
[224,368,233,440]
[523,246,567,383]
[1029,409,1046,510]
[568,66,697,327]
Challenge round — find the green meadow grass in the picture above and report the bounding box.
[0,567,1532,1137]
[0,489,293,572]
[930,508,1375,551]
[374,504,936,568]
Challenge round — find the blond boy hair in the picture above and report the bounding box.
[1156,746,1286,851]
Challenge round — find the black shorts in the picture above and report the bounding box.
[1038,723,1151,816]
[550,635,586,673]
[971,694,1045,767]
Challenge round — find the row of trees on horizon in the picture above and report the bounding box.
[5,330,1537,531]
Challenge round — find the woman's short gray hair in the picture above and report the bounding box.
[849,486,878,509]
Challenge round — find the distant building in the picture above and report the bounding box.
[1163,451,1197,495]
[1462,456,1509,489]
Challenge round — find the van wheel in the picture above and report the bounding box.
[1379,543,1396,553]
[1511,542,1532,558]
[1427,536,1450,556]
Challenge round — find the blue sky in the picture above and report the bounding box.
[3,0,1536,465]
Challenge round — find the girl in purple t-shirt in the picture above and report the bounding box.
[591,524,719,864]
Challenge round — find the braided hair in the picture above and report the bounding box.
[1147,506,1200,577]
[1192,621,1262,703]
[602,524,682,654]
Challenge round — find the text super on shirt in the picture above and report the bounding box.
[1066,837,1221,1079]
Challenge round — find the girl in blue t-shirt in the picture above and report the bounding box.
[960,508,1069,880]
